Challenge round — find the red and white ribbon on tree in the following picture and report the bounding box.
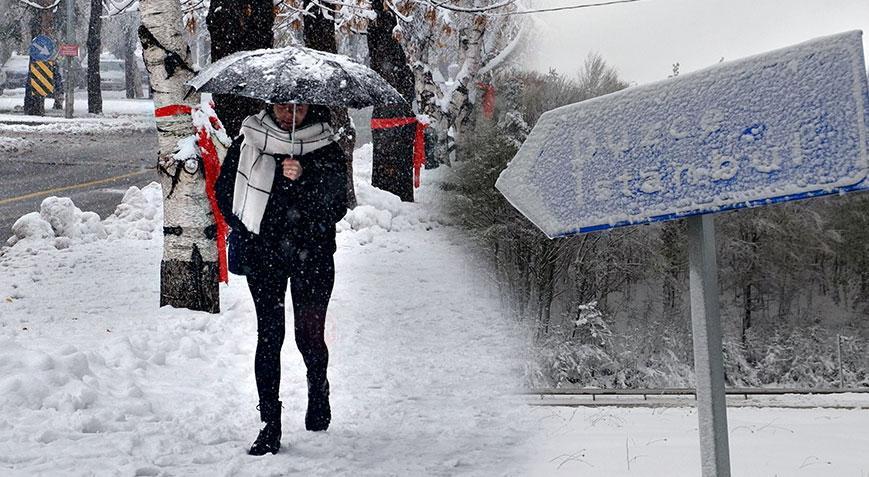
[154,102,231,284]
[370,116,429,188]
[476,82,496,120]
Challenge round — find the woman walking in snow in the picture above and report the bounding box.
[216,102,348,456]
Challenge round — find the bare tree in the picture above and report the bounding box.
[367,0,416,201]
[206,0,274,138]
[303,0,358,207]
[103,11,145,98]
[86,0,101,113]
[398,0,529,165]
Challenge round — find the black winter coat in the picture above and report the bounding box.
[216,135,348,277]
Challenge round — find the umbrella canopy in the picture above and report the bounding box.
[187,46,407,108]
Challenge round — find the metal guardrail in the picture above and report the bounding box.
[521,387,869,401]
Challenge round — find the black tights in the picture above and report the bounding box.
[246,253,335,405]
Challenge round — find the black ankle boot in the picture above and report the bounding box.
[249,400,282,455]
[305,378,330,432]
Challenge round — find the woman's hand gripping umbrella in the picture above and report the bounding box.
[188,47,406,456]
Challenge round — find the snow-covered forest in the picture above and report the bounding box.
[445,58,869,390]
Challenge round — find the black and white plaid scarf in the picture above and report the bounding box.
[233,110,335,234]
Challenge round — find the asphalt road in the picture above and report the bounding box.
[0,130,158,244]
[0,107,372,246]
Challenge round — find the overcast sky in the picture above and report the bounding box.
[529,0,869,86]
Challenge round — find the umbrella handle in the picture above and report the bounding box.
[275,154,300,191]
[274,103,298,193]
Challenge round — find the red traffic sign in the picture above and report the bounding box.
[58,43,79,57]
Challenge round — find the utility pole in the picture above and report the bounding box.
[64,0,74,118]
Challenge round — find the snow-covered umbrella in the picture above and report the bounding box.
[186,46,407,108]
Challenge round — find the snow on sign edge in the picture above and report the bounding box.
[495,30,869,239]
[494,115,565,239]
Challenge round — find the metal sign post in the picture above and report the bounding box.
[687,214,730,477]
[64,0,75,119]
[494,30,869,476]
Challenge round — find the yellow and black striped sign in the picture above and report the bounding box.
[29,60,55,97]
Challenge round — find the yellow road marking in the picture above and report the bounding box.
[0,170,154,206]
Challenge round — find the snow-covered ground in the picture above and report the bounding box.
[0,136,31,153]
[0,114,155,135]
[1,144,867,476]
[529,405,869,476]
[0,145,539,476]
[0,89,156,117]
[0,89,156,135]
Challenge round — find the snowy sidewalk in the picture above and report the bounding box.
[0,145,538,476]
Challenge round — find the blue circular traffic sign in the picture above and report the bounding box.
[29,35,57,61]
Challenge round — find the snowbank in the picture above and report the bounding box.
[0,114,156,135]
[336,143,452,246]
[5,183,162,249]
[0,137,31,153]
[4,144,450,252]
[102,183,164,240]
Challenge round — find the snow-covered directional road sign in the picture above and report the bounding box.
[495,30,869,239]
[496,31,869,477]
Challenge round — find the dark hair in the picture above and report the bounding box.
[268,103,331,129]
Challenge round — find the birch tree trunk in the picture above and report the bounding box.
[444,15,485,163]
[139,0,219,313]
[409,13,486,166]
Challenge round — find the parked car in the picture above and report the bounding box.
[3,51,150,95]
[1,54,30,90]
[99,55,126,90]
[77,53,149,93]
